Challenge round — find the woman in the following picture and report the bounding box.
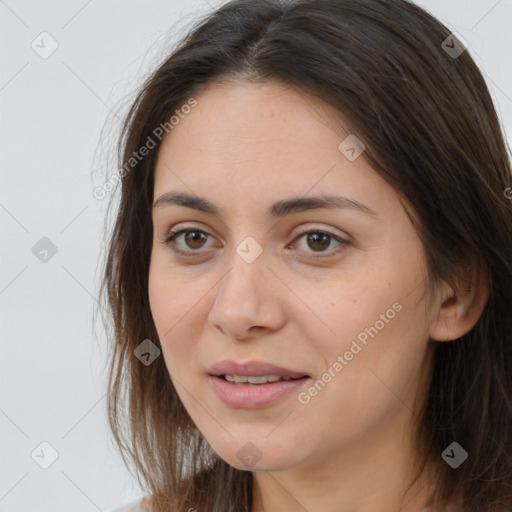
[99,0,512,511]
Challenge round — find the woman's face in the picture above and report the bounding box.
[148,79,438,474]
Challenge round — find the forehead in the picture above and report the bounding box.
[152,79,402,223]
[155,80,358,182]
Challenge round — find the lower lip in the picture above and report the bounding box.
[208,375,310,409]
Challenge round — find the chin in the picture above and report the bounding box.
[225,455,293,472]
[208,438,305,473]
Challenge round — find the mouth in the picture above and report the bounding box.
[207,364,311,409]
[207,359,311,408]
[208,359,311,381]
[217,374,308,386]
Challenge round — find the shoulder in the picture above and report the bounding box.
[111,496,148,512]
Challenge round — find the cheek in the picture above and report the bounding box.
[302,259,429,389]
[148,263,194,372]
[148,260,218,387]
[148,267,172,335]
[324,294,430,419]
[295,271,393,352]
[148,252,197,334]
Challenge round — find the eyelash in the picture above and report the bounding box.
[162,226,350,258]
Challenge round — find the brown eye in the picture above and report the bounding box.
[164,229,214,255]
[163,227,349,259]
[182,231,208,249]
[305,232,331,252]
[291,230,350,257]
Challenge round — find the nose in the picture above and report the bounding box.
[208,246,286,340]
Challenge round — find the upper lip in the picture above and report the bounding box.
[208,360,310,379]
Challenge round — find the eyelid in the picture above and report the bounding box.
[292,224,350,242]
[288,226,350,257]
[162,225,219,256]
[161,223,351,258]
[163,222,349,241]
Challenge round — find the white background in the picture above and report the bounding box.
[1,1,511,511]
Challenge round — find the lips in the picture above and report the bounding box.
[208,359,310,380]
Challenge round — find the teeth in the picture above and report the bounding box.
[224,374,291,384]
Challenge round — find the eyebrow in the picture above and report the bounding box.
[152,191,377,217]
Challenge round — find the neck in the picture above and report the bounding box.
[250,409,437,512]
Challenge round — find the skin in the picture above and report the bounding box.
[148,79,489,512]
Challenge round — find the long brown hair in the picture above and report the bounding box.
[96,1,512,510]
